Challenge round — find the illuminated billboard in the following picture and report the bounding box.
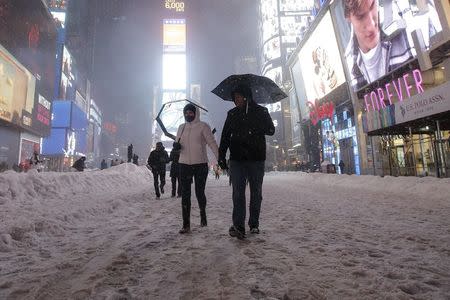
[164,0,185,12]
[0,0,57,106]
[163,19,186,52]
[298,11,346,106]
[261,0,279,42]
[289,88,301,145]
[332,0,443,91]
[163,54,186,90]
[0,45,37,128]
[0,0,56,137]
[280,0,314,12]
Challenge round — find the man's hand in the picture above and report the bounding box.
[218,159,228,170]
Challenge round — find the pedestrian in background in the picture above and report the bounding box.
[100,159,108,170]
[72,156,86,172]
[148,142,169,199]
[127,144,133,163]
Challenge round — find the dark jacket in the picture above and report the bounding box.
[219,101,275,162]
[72,158,86,172]
[169,149,180,177]
[147,148,169,173]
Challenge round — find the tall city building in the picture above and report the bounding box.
[42,0,100,170]
[153,0,188,146]
[0,0,56,169]
[258,0,315,169]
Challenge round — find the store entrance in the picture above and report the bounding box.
[375,128,449,178]
[339,137,355,174]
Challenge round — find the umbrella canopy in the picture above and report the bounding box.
[155,99,213,141]
[211,74,288,104]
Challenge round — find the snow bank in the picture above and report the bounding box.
[267,171,450,202]
[0,164,152,252]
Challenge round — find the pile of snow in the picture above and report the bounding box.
[0,164,152,252]
[0,168,449,299]
[267,171,450,202]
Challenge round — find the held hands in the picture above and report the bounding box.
[218,159,228,170]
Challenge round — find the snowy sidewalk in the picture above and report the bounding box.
[1,166,449,299]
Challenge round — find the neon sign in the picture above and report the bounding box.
[364,69,424,113]
[165,0,184,12]
[308,101,334,125]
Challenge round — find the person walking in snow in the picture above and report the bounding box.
[176,103,219,234]
[147,142,169,199]
[338,160,345,174]
[72,156,86,172]
[132,154,139,165]
[100,159,108,170]
[169,141,182,198]
[127,144,133,163]
[218,85,275,239]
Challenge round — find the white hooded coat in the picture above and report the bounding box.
[176,107,219,165]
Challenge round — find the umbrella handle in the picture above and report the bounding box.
[178,124,186,143]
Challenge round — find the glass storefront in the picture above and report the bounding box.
[321,109,360,174]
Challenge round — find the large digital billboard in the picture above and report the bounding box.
[0,0,57,136]
[289,88,302,145]
[163,54,186,90]
[291,57,310,121]
[0,45,36,127]
[163,19,186,53]
[332,0,443,91]
[298,11,346,106]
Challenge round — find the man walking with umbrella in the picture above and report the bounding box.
[218,84,275,239]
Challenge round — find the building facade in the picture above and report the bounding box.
[0,0,56,169]
[288,0,450,177]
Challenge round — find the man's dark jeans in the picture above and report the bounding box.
[230,160,265,232]
[179,163,209,228]
[152,170,165,197]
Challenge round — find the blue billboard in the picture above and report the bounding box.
[42,128,66,155]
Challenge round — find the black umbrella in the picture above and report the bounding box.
[211,74,288,104]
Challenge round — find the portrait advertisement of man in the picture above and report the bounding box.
[333,0,443,91]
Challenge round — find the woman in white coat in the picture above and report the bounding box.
[176,103,219,234]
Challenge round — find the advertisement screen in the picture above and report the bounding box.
[51,101,71,128]
[261,0,279,42]
[332,0,443,91]
[163,19,186,53]
[50,11,66,28]
[263,37,281,64]
[280,0,314,12]
[19,138,40,165]
[291,57,309,121]
[42,128,66,155]
[289,88,301,145]
[163,54,186,90]
[0,0,56,136]
[71,102,88,131]
[0,45,37,127]
[298,11,346,106]
[281,15,309,44]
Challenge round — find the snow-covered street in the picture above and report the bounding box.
[1,165,449,299]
